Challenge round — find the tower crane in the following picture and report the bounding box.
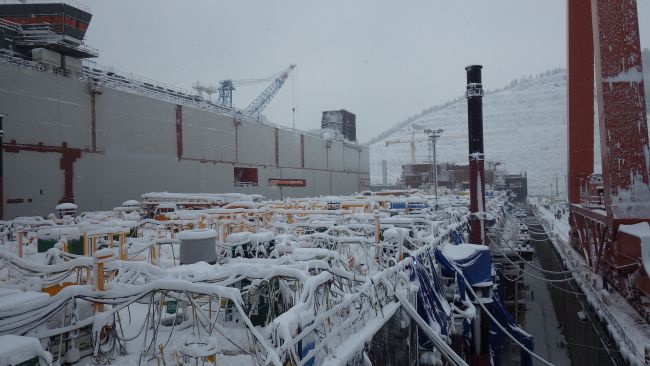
[384,131,465,164]
[384,132,426,164]
[217,64,296,117]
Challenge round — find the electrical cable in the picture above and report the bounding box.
[491,240,585,283]
[453,268,555,366]
[493,215,577,275]
[493,228,577,275]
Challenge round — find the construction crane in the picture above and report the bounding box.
[217,64,296,117]
[385,131,464,163]
[385,132,426,164]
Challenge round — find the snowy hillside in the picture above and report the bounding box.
[370,70,568,196]
[370,59,650,196]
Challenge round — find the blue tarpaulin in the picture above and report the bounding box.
[434,244,533,366]
[486,288,533,366]
[450,230,464,245]
[411,253,451,345]
[434,244,492,286]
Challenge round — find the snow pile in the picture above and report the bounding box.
[0,335,52,365]
[55,203,77,210]
[178,228,217,241]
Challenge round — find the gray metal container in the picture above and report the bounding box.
[178,229,217,265]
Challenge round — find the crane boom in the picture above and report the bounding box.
[385,132,422,164]
[244,64,296,116]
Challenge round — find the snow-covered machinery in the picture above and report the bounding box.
[0,190,540,366]
[178,228,217,265]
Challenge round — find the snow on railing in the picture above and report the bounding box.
[277,215,468,365]
[0,49,46,72]
[532,207,646,365]
[0,48,363,143]
[0,194,478,365]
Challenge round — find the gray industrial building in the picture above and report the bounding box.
[321,109,356,142]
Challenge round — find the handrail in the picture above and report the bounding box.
[533,207,645,363]
[0,48,360,143]
[0,17,20,32]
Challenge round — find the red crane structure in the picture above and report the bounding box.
[568,0,650,320]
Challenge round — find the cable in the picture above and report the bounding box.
[563,341,626,353]
[491,239,585,283]
[492,215,577,275]
[455,269,555,366]
[395,290,468,366]
[545,280,587,297]
[493,228,577,275]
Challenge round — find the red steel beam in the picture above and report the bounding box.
[2,141,81,204]
[592,0,650,221]
[175,105,183,162]
[300,134,305,168]
[274,128,279,166]
[567,0,594,205]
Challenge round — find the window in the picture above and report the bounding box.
[268,179,306,187]
[234,167,258,187]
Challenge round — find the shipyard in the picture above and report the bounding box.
[0,1,650,366]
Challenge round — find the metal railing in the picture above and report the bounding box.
[0,48,364,145]
[534,209,645,364]
[0,49,46,72]
[0,17,20,32]
[15,23,99,57]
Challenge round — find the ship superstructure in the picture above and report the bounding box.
[0,1,369,219]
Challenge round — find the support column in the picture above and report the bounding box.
[592,0,650,220]
[175,105,183,162]
[0,114,4,220]
[466,65,486,245]
[567,0,594,205]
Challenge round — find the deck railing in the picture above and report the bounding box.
[0,48,363,146]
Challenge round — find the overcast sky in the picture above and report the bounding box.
[82,1,650,142]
